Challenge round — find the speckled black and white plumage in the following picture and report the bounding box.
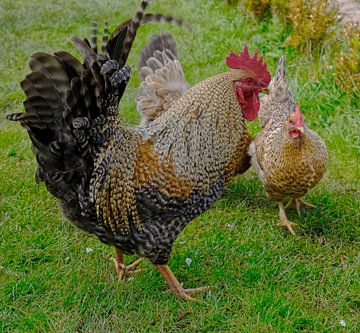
[87,64,253,264]
[7,11,274,297]
[7,2,198,266]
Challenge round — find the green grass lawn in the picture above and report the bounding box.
[0,0,359,332]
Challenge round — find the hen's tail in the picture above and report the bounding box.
[259,57,295,127]
[137,32,189,126]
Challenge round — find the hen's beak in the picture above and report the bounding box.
[260,87,269,94]
[297,126,304,134]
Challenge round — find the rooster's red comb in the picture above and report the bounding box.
[226,45,271,85]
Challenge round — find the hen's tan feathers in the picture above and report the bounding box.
[259,57,294,128]
[249,58,328,234]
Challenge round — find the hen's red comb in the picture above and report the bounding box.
[295,105,303,126]
[226,45,271,85]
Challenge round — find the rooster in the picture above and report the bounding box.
[248,58,328,235]
[8,8,271,300]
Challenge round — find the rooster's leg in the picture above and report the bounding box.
[277,202,297,235]
[156,264,210,302]
[285,197,316,216]
[112,248,145,280]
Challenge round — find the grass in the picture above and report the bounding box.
[0,0,359,331]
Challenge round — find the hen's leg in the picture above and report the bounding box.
[156,264,210,302]
[296,198,316,212]
[285,197,316,216]
[277,202,297,235]
[112,248,145,280]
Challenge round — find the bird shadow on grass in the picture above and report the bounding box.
[220,174,272,209]
[298,190,359,242]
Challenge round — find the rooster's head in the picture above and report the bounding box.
[226,45,271,121]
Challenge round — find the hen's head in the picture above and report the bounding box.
[226,45,271,121]
[285,105,304,139]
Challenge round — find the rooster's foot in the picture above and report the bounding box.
[156,264,210,302]
[112,248,145,280]
[285,197,316,216]
[173,286,211,302]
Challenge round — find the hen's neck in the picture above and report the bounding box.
[277,126,313,157]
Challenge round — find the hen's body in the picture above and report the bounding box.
[252,114,328,201]
[249,58,328,234]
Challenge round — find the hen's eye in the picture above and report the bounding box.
[246,78,253,84]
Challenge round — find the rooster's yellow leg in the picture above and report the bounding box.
[285,197,317,216]
[277,202,297,235]
[156,264,210,302]
[112,248,145,280]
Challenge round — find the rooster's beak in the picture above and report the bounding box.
[260,87,269,94]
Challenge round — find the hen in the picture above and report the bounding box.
[248,58,328,235]
[8,5,271,300]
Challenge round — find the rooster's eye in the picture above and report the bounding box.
[246,78,253,84]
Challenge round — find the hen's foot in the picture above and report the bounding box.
[112,248,145,280]
[276,219,297,235]
[156,264,210,302]
[277,202,297,235]
[285,197,316,216]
